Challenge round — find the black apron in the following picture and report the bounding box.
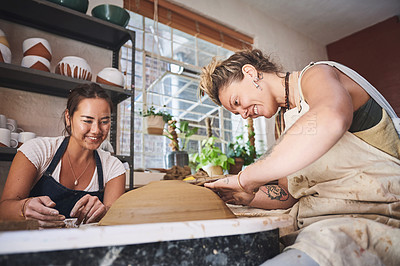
[29,137,104,218]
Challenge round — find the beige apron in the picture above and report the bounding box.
[281,62,400,265]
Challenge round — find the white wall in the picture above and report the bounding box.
[170,0,328,149]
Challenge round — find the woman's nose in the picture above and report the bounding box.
[240,109,248,119]
[91,122,101,133]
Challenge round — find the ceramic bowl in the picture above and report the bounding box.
[46,0,89,13]
[23,38,52,61]
[96,67,125,88]
[91,4,130,28]
[0,43,11,63]
[21,55,50,72]
[0,29,10,49]
[55,56,92,80]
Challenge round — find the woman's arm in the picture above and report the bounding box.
[206,65,354,205]
[248,178,297,210]
[0,152,65,227]
[70,173,125,224]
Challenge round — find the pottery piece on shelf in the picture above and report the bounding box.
[99,180,236,226]
[91,4,130,28]
[0,43,11,64]
[0,29,9,48]
[96,67,125,88]
[21,55,50,72]
[23,38,52,61]
[55,56,92,80]
[46,0,89,13]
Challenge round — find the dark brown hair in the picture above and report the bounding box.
[63,83,113,135]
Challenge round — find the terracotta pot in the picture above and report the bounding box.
[203,164,223,177]
[55,56,92,80]
[96,67,125,88]
[23,38,52,61]
[21,55,50,72]
[145,115,165,135]
[228,157,244,175]
[0,43,11,64]
[0,29,10,48]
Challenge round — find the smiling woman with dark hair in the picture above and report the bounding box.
[200,49,400,265]
[0,83,126,228]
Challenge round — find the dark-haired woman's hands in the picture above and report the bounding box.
[70,194,106,225]
[23,196,65,228]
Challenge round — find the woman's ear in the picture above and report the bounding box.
[65,109,71,127]
[242,64,257,78]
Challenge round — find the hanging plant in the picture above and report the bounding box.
[140,105,172,135]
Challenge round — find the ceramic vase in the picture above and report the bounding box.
[55,56,92,80]
[23,38,52,61]
[96,67,125,88]
[21,55,50,72]
[0,29,11,63]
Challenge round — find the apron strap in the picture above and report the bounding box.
[299,61,400,138]
[45,137,69,176]
[94,150,104,190]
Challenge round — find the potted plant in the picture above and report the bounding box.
[164,120,198,168]
[227,134,257,174]
[140,105,172,135]
[192,137,235,176]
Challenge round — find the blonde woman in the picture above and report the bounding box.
[200,49,400,265]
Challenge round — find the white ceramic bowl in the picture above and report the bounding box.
[0,43,11,63]
[56,56,92,81]
[23,38,52,61]
[21,55,50,72]
[96,67,125,88]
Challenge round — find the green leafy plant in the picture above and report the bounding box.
[227,133,257,166]
[165,120,198,151]
[192,137,234,171]
[140,105,172,123]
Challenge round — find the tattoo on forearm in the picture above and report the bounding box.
[222,178,229,184]
[260,185,289,201]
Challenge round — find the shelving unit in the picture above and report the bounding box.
[0,0,136,189]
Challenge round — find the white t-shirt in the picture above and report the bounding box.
[18,136,126,192]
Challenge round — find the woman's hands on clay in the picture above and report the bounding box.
[70,194,106,225]
[204,175,256,206]
[23,196,65,228]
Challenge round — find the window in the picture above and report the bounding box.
[118,10,265,170]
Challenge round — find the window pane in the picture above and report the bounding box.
[173,29,195,46]
[127,12,143,29]
[198,38,218,54]
[145,18,171,40]
[198,50,214,67]
[145,33,172,58]
[173,42,196,65]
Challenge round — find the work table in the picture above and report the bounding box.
[0,212,292,265]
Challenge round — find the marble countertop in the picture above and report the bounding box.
[0,215,292,255]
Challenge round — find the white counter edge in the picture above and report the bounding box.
[0,216,292,254]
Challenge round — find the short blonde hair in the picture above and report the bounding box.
[199,49,281,106]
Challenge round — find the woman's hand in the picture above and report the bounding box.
[23,196,65,228]
[204,175,256,206]
[70,194,106,225]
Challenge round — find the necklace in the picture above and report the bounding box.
[285,72,290,110]
[66,151,91,186]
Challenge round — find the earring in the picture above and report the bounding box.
[252,77,261,90]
